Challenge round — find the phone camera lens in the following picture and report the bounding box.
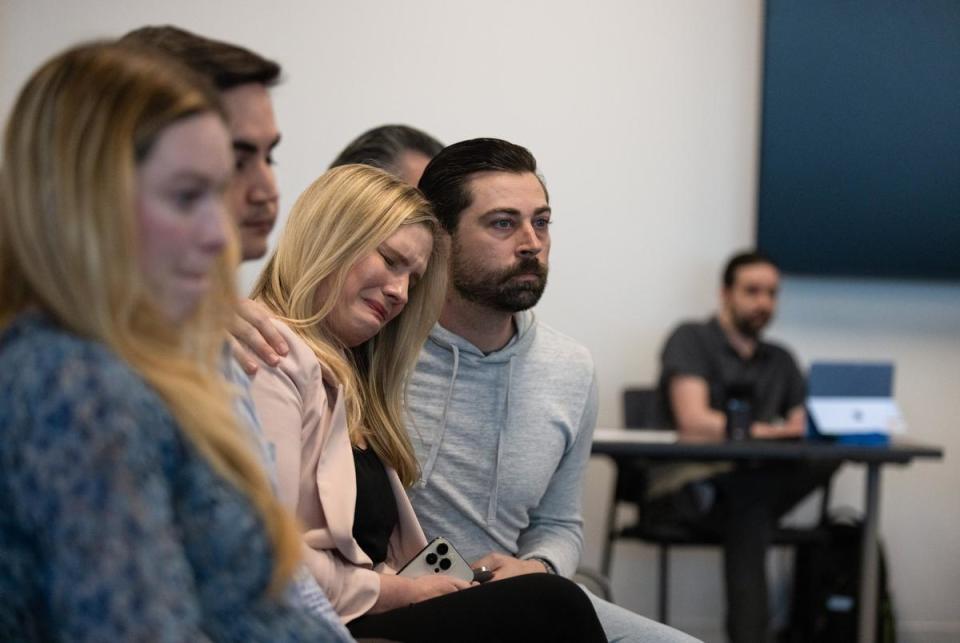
[439,558,452,570]
[425,553,438,565]
[436,543,449,555]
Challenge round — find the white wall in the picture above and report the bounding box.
[2,2,957,640]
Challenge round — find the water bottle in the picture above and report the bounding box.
[725,396,752,441]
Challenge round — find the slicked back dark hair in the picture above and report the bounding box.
[722,250,779,288]
[329,124,444,175]
[418,137,546,232]
[120,25,281,91]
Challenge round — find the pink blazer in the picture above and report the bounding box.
[248,320,426,623]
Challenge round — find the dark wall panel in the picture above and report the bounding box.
[757,0,960,280]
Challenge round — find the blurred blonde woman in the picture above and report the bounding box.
[0,42,341,641]
[249,164,606,642]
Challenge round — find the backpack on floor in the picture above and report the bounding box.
[786,510,896,643]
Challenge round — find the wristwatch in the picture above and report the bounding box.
[529,556,557,575]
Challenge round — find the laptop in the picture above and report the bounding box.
[806,362,905,445]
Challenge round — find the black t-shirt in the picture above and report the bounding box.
[658,317,805,426]
[351,446,398,566]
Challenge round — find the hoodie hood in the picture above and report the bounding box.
[425,309,537,362]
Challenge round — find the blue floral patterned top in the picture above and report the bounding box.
[0,313,348,642]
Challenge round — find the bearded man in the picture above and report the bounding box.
[653,250,837,643]
[406,138,698,643]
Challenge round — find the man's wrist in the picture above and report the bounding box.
[528,556,557,574]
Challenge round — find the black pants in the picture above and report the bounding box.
[347,573,606,643]
[704,461,839,643]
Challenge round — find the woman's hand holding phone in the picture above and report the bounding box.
[407,573,473,602]
[372,573,472,613]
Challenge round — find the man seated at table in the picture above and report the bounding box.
[651,250,837,643]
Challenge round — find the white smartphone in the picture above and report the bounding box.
[396,537,474,583]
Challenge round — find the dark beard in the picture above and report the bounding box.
[451,252,548,313]
[732,311,770,338]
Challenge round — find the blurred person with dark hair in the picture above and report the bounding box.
[122,25,282,261]
[121,26,353,639]
[330,124,444,186]
[653,250,838,643]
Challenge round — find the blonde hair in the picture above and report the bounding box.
[252,164,447,486]
[0,42,299,594]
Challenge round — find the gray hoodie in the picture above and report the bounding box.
[405,310,598,577]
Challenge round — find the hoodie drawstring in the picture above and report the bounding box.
[486,356,513,523]
[419,344,460,487]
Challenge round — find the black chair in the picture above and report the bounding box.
[601,386,832,625]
